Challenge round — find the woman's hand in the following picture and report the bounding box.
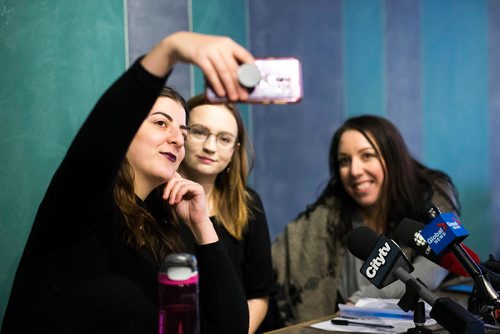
[141,31,254,101]
[162,173,218,245]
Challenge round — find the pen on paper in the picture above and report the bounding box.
[331,318,394,329]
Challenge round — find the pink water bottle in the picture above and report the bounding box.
[158,253,200,334]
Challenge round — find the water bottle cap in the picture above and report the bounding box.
[237,63,261,88]
[159,253,198,283]
[167,267,196,281]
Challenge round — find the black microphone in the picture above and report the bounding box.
[347,226,485,333]
[347,226,414,289]
[348,226,436,304]
[421,204,500,307]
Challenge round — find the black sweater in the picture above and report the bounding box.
[1,60,249,334]
[179,188,276,301]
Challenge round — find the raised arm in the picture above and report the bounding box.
[141,31,254,101]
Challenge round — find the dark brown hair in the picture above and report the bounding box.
[303,115,459,239]
[113,86,187,263]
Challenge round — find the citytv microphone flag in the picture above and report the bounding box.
[359,235,413,289]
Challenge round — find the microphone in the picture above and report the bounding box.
[348,226,436,304]
[347,226,485,333]
[420,204,499,306]
[347,226,414,289]
[394,218,478,277]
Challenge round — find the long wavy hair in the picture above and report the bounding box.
[182,94,256,240]
[113,86,188,263]
[302,115,459,240]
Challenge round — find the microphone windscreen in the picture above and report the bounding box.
[347,226,379,261]
[395,218,427,247]
[421,202,442,223]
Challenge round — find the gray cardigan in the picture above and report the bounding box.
[272,183,459,324]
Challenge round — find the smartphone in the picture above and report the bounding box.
[205,57,303,104]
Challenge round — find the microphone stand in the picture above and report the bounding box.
[407,301,431,334]
[451,243,500,308]
[396,272,485,334]
[424,205,500,323]
[445,243,500,325]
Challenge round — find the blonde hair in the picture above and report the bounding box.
[185,95,257,240]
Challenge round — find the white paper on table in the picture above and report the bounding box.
[310,298,438,333]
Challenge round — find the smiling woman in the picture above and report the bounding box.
[337,129,385,228]
[126,87,188,201]
[271,115,461,325]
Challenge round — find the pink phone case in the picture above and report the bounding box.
[206,58,303,104]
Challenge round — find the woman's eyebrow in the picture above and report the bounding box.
[190,123,235,136]
[152,111,188,131]
[337,147,374,156]
[359,147,374,152]
[151,111,173,121]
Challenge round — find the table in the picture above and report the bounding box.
[263,280,490,333]
[264,316,500,334]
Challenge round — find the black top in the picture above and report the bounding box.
[180,188,276,300]
[1,60,248,334]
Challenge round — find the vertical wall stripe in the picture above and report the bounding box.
[422,0,490,258]
[126,0,190,97]
[190,0,249,123]
[488,0,500,258]
[124,0,129,67]
[191,0,247,94]
[243,0,254,185]
[188,0,194,97]
[249,0,344,238]
[343,0,385,117]
[385,0,423,159]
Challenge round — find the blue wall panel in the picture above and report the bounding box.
[127,0,190,97]
[489,0,500,258]
[250,0,344,237]
[422,0,491,257]
[385,0,423,159]
[343,0,385,117]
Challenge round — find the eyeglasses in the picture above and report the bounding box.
[187,125,237,149]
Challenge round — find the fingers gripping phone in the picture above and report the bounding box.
[205,57,303,104]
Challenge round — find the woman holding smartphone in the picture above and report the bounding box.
[2,32,254,334]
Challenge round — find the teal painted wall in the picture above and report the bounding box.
[422,0,491,254]
[190,0,252,130]
[344,0,386,117]
[2,0,500,326]
[0,0,125,324]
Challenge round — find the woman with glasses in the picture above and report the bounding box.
[177,94,276,334]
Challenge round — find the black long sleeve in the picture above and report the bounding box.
[2,60,248,334]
